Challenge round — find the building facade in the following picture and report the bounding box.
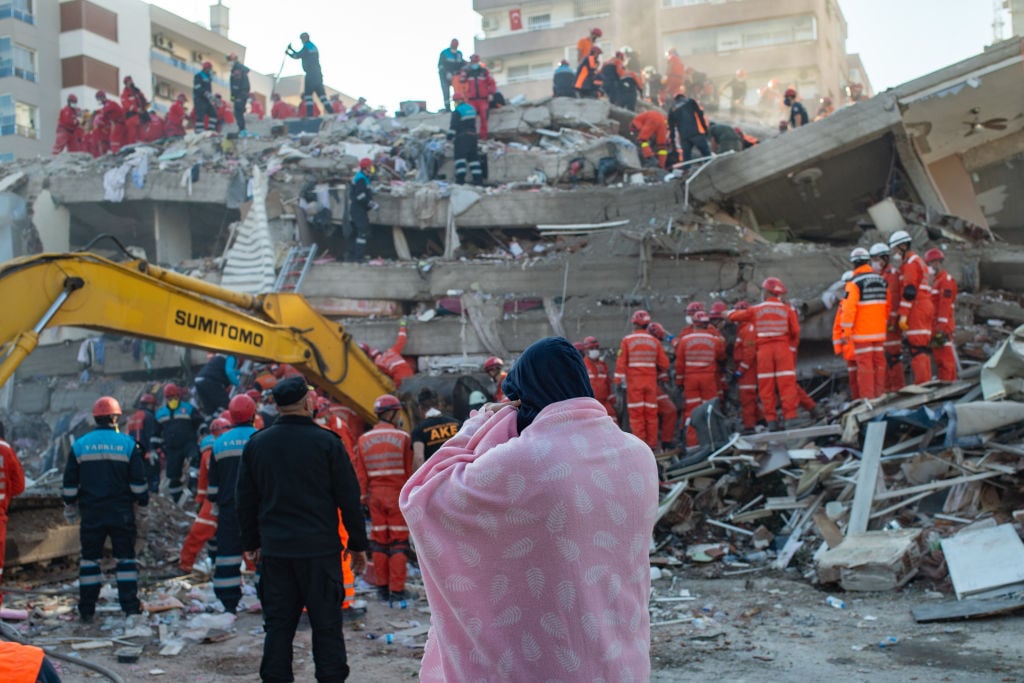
[473,0,872,111]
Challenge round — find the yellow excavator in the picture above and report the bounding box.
[0,239,395,423]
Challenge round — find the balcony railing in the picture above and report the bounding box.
[15,123,35,138]
[150,50,230,88]
[0,66,36,82]
[0,5,34,25]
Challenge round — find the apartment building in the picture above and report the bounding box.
[0,0,60,161]
[473,0,872,107]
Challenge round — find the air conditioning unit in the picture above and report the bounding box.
[154,34,166,48]
[482,15,500,31]
[191,51,204,63]
[166,39,174,50]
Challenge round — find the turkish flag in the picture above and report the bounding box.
[509,9,523,31]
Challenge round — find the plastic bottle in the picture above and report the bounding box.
[825,595,846,609]
[366,633,395,643]
[878,636,898,648]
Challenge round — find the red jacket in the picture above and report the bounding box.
[0,438,26,517]
[733,321,757,374]
[166,101,187,134]
[356,422,412,493]
[932,269,957,336]
[57,105,80,133]
[271,100,296,119]
[898,252,932,317]
[100,99,125,125]
[462,66,495,101]
[250,99,265,120]
[675,327,724,383]
[728,298,799,347]
[121,85,147,115]
[614,331,669,384]
[375,326,414,387]
[584,356,611,402]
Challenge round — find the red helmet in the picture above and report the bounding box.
[123,76,133,84]
[686,302,705,316]
[762,277,787,295]
[219,410,232,422]
[245,389,261,402]
[68,94,78,104]
[735,300,750,310]
[95,90,107,100]
[631,309,651,327]
[484,356,504,372]
[924,248,944,263]
[359,158,373,169]
[228,395,257,425]
[709,301,727,320]
[582,335,599,349]
[693,311,711,324]
[784,88,797,98]
[573,341,585,353]
[374,394,402,416]
[591,46,603,55]
[202,61,213,71]
[140,393,157,405]
[615,51,624,60]
[591,27,603,37]
[93,396,122,418]
[210,417,232,437]
[176,93,187,102]
[163,383,180,399]
[648,322,666,340]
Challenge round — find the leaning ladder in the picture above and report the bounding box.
[273,244,318,293]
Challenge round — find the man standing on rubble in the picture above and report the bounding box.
[208,395,257,613]
[629,110,670,169]
[120,76,149,145]
[871,242,905,391]
[668,91,710,163]
[577,27,602,63]
[53,94,82,154]
[648,322,680,450]
[448,93,484,186]
[614,309,668,450]
[890,230,935,385]
[347,158,376,262]
[731,302,762,432]
[63,398,148,621]
[229,60,251,136]
[237,377,367,682]
[600,50,626,106]
[552,59,576,98]
[838,248,889,400]
[193,61,218,132]
[619,69,644,111]
[926,248,958,382]
[152,384,202,503]
[675,311,725,446]
[582,336,616,418]
[166,94,188,138]
[462,55,496,140]
[784,88,809,129]
[662,48,686,104]
[0,420,25,608]
[126,393,160,492]
[94,90,126,154]
[575,46,603,100]
[438,39,466,112]
[195,353,239,417]
[179,417,230,573]
[728,278,801,430]
[286,32,334,118]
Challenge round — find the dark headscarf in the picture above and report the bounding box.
[502,337,594,433]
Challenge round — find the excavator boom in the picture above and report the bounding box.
[0,252,393,423]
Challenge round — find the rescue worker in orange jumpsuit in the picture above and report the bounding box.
[614,309,669,450]
[139,109,165,142]
[120,75,148,145]
[180,417,231,573]
[462,55,496,139]
[926,248,958,382]
[648,322,679,449]
[0,642,61,683]
[839,248,890,400]
[270,93,297,119]
[832,271,860,400]
[675,311,725,446]
[871,242,905,391]
[249,94,265,120]
[582,336,615,417]
[577,27,602,63]
[661,48,686,104]
[890,230,935,385]
[0,420,26,607]
[731,302,762,431]
[629,110,670,168]
[53,94,83,154]
[166,94,188,137]
[600,50,626,106]
[94,90,126,154]
[728,277,801,430]
[373,320,414,388]
[484,355,508,402]
[355,395,413,602]
[575,46,603,99]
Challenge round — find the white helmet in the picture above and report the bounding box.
[849,247,870,263]
[468,390,487,409]
[868,242,890,257]
[888,230,912,248]
[841,270,854,282]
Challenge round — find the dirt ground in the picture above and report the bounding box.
[32,570,1024,682]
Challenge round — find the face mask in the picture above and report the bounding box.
[587,349,600,360]
[168,398,180,410]
[891,252,903,266]
[783,97,793,106]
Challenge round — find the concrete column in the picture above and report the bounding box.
[892,128,949,216]
[153,203,192,264]
[32,190,70,252]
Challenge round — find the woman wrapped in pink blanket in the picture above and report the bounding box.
[400,336,659,681]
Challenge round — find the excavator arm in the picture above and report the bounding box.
[0,251,393,424]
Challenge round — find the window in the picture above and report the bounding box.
[12,43,35,81]
[0,0,34,25]
[527,14,551,30]
[667,14,818,56]
[507,62,555,83]
[15,100,36,138]
[574,0,610,16]
[0,94,15,136]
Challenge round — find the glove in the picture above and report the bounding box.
[63,504,80,524]
[146,450,160,466]
[665,334,675,344]
[932,331,948,347]
[898,316,910,332]
[369,201,380,211]
[210,503,219,517]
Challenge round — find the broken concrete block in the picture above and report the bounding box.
[549,98,611,127]
[12,382,50,414]
[816,529,923,591]
[487,107,530,139]
[941,523,1024,600]
[522,106,552,129]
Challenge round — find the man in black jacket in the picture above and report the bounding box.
[229,58,250,135]
[667,91,711,164]
[237,376,367,683]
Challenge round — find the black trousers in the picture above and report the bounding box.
[194,96,218,131]
[258,554,348,683]
[346,206,369,262]
[303,75,333,116]
[163,442,194,502]
[79,510,139,616]
[214,504,243,612]
[195,378,229,417]
[233,97,247,131]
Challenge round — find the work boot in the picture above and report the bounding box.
[765,421,778,432]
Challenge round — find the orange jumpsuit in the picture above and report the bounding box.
[318,412,358,608]
[0,437,26,606]
[882,264,905,391]
[899,251,936,384]
[931,268,958,381]
[577,36,594,64]
[630,111,670,167]
[832,303,859,400]
[99,99,127,153]
[575,54,602,98]
[356,422,412,595]
[166,101,188,137]
[120,85,147,144]
[332,404,366,440]
[734,320,762,429]
[270,100,296,119]
[462,66,496,139]
[614,330,669,449]
[180,440,217,572]
[375,326,414,388]
[729,298,801,422]
[675,327,725,446]
[250,98,265,120]
[840,265,889,399]
[53,105,83,154]
[662,53,685,103]
[0,642,45,682]
[584,355,615,417]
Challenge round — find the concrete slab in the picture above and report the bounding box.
[817,529,923,591]
[11,381,49,414]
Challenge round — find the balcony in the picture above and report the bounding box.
[150,49,230,88]
[476,14,608,60]
[0,3,34,25]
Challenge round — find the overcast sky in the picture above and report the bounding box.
[151,0,1008,110]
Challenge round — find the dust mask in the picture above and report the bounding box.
[587,349,600,360]
[168,398,180,410]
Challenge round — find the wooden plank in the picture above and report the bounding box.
[873,471,1002,501]
[813,510,844,549]
[738,424,842,445]
[912,596,1024,623]
[5,525,80,566]
[854,381,973,424]
[847,421,886,536]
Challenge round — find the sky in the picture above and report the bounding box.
[151,0,1008,111]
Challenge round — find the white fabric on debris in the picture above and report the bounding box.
[220,165,277,294]
[102,149,153,202]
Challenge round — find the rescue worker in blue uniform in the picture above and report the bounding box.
[62,397,149,622]
[448,94,483,186]
[151,383,202,502]
[208,394,258,613]
[347,158,376,262]
[286,32,333,118]
[192,61,218,132]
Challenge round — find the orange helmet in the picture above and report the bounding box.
[484,356,504,372]
[210,417,232,437]
[924,248,944,263]
[582,335,600,350]
[762,277,787,295]
[163,383,180,399]
[615,51,624,60]
[228,395,256,425]
[374,394,402,416]
[648,322,666,340]
[93,396,122,418]
[631,309,651,327]
[709,301,727,320]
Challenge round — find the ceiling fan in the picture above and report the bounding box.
[963,107,1008,137]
